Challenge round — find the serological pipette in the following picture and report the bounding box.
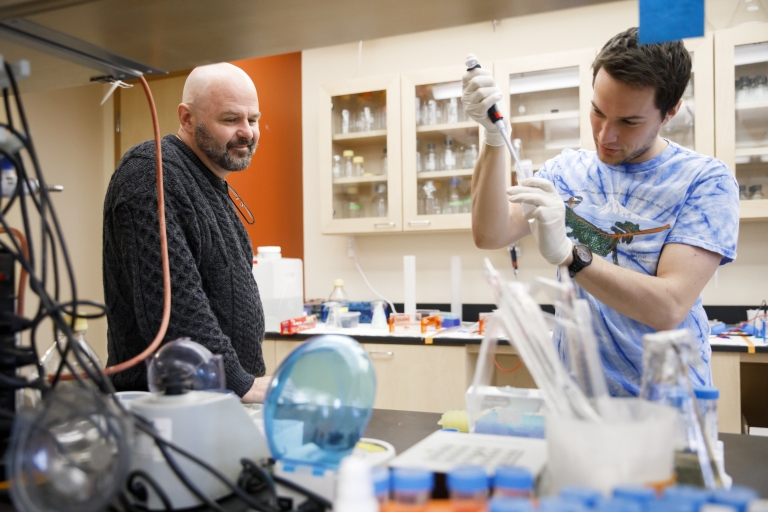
[465,54,532,181]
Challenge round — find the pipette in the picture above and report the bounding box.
[465,54,532,181]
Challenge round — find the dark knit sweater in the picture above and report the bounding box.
[103,134,265,397]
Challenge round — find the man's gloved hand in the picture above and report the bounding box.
[461,60,510,147]
[507,178,573,266]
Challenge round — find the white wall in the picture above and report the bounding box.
[301,0,768,308]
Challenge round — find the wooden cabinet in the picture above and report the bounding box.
[319,75,403,234]
[715,23,768,220]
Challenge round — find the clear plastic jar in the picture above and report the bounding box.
[391,468,433,511]
[447,466,488,512]
[694,386,719,447]
[493,466,533,499]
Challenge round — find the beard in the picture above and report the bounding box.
[194,123,257,171]
[594,133,657,166]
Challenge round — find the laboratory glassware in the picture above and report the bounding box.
[371,183,388,217]
[345,187,362,218]
[447,466,488,511]
[342,150,355,177]
[464,143,479,169]
[447,97,459,124]
[493,466,533,499]
[381,148,388,175]
[424,180,437,215]
[332,155,342,179]
[329,279,349,304]
[425,143,438,172]
[353,156,365,176]
[447,177,462,215]
[442,136,456,171]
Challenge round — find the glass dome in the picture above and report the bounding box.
[146,338,225,394]
[264,335,376,470]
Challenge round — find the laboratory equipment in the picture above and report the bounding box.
[489,497,534,512]
[447,97,460,124]
[388,312,422,332]
[346,186,362,218]
[353,156,365,176]
[343,150,355,177]
[265,334,377,503]
[381,147,388,175]
[329,278,350,304]
[420,314,442,332]
[341,109,351,133]
[371,183,388,217]
[340,311,361,328]
[447,177,462,214]
[39,314,102,386]
[424,180,437,214]
[280,314,317,334]
[372,466,390,505]
[425,143,438,171]
[371,300,388,329]
[749,184,763,200]
[493,466,534,498]
[427,99,438,125]
[559,486,603,507]
[711,486,760,512]
[392,468,433,509]
[443,136,456,171]
[448,465,489,511]
[252,246,304,332]
[332,154,342,178]
[694,386,720,448]
[324,301,342,329]
[334,456,378,512]
[146,338,225,393]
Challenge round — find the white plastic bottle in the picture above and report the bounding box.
[252,247,304,332]
[425,143,437,172]
[334,457,379,512]
[343,150,355,177]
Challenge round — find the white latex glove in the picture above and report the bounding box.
[461,56,510,147]
[507,178,573,266]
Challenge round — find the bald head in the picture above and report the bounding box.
[177,63,261,179]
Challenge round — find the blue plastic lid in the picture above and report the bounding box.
[613,485,656,503]
[0,158,12,171]
[594,498,643,512]
[371,466,390,495]
[663,485,711,507]
[652,501,694,512]
[538,497,587,512]
[494,466,533,491]
[442,316,460,328]
[711,486,759,512]
[447,466,488,494]
[694,386,719,400]
[263,335,376,470]
[489,497,534,512]
[450,177,461,185]
[560,486,603,507]
[391,468,434,493]
[441,428,459,433]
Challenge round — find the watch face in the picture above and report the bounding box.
[575,244,592,264]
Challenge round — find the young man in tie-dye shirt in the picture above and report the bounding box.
[463,28,739,396]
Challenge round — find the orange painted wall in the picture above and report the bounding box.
[228,53,303,261]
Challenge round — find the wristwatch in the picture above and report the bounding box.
[568,244,593,278]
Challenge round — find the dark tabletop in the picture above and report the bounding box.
[364,409,768,497]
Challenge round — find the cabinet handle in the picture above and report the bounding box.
[369,351,394,356]
[408,220,431,226]
[374,222,396,228]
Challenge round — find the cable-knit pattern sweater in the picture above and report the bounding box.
[103,134,264,397]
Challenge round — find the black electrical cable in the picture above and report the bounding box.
[127,470,173,511]
[239,458,277,506]
[272,474,334,509]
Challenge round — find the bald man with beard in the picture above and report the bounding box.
[103,63,271,402]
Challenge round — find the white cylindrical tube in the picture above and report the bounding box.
[451,256,461,320]
[403,255,416,315]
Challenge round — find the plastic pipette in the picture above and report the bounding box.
[465,54,532,181]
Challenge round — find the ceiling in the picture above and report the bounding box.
[0,0,620,93]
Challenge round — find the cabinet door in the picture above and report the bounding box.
[363,343,467,413]
[319,75,402,234]
[274,340,305,370]
[494,49,595,181]
[660,34,715,156]
[715,24,768,220]
[401,66,478,231]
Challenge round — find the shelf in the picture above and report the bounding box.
[735,146,768,157]
[416,168,474,179]
[510,110,580,124]
[416,121,477,133]
[735,100,768,111]
[739,198,768,220]
[333,175,388,185]
[332,130,387,147]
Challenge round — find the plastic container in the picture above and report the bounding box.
[594,498,642,512]
[340,311,361,328]
[560,486,603,507]
[664,485,711,510]
[372,466,390,505]
[252,247,304,332]
[489,497,534,512]
[711,486,760,512]
[493,466,533,499]
[447,466,488,511]
[613,485,656,505]
[329,279,350,304]
[334,457,378,512]
[391,468,433,509]
[538,496,588,512]
[694,386,720,447]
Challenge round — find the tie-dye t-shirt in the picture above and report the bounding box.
[536,141,740,397]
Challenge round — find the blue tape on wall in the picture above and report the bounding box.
[639,0,705,44]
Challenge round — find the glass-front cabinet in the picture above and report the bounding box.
[716,24,768,219]
[494,49,595,184]
[401,67,479,231]
[319,75,402,234]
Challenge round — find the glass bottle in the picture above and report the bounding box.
[343,150,355,177]
[41,315,103,385]
[381,148,388,175]
[353,156,365,176]
[750,184,764,200]
[427,99,437,125]
[346,187,362,218]
[371,184,387,218]
[328,279,349,305]
[447,177,462,215]
[447,97,459,124]
[464,143,478,169]
[332,155,342,179]
[425,143,437,172]
[416,142,423,173]
[415,98,422,126]
[424,180,437,215]
[442,136,456,171]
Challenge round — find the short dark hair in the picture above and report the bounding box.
[592,27,691,119]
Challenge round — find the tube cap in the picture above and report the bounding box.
[613,485,656,503]
[594,498,643,512]
[493,466,533,491]
[391,468,433,493]
[353,156,364,163]
[538,496,587,512]
[489,497,534,512]
[711,486,759,511]
[334,279,344,287]
[343,150,354,157]
[560,486,603,507]
[447,466,488,494]
[694,386,720,400]
[664,485,711,507]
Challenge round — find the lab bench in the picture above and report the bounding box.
[265,327,768,435]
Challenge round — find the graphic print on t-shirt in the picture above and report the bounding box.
[564,195,671,265]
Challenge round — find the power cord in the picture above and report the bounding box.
[347,235,397,314]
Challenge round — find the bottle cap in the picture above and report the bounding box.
[428,143,435,149]
[334,279,344,287]
[343,150,354,157]
[613,485,656,503]
[493,466,533,491]
[489,497,534,512]
[391,468,433,492]
[450,177,461,186]
[447,465,488,494]
[1,158,13,171]
[594,498,642,512]
[664,485,711,507]
[56,313,88,333]
[560,485,603,507]
[444,137,453,147]
[538,496,588,512]
[694,386,719,400]
[353,156,364,163]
